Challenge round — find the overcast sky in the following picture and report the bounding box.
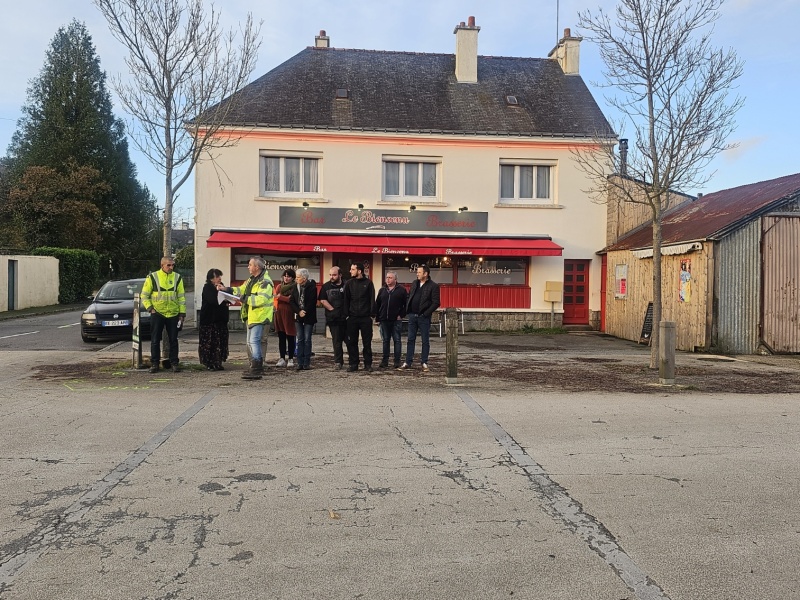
[1,0,797,223]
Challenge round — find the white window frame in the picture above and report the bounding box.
[498,159,556,204]
[259,151,322,198]
[382,155,441,202]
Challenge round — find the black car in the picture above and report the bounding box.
[81,278,151,342]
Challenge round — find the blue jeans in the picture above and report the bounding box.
[405,313,431,366]
[246,323,266,361]
[296,322,314,368]
[379,319,403,365]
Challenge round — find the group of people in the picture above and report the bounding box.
[319,263,441,372]
[142,256,440,378]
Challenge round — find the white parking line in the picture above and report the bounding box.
[0,331,39,339]
[58,323,81,329]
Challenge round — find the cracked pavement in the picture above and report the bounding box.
[1,335,800,599]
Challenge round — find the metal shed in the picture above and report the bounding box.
[602,173,800,354]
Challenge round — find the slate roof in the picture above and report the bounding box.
[605,172,800,251]
[210,46,613,138]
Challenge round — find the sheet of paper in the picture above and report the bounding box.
[218,290,240,304]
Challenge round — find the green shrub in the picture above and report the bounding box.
[32,247,99,304]
[174,244,194,272]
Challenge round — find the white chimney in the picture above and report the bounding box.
[315,30,330,48]
[548,28,582,75]
[453,16,480,83]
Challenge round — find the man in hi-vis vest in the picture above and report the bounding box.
[218,257,274,380]
[141,256,186,373]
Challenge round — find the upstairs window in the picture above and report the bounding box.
[383,159,438,200]
[261,154,320,196]
[499,163,553,203]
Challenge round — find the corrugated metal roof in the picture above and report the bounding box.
[205,47,614,138]
[605,172,800,251]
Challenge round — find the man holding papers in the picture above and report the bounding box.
[217,257,274,379]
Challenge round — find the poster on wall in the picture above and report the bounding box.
[679,258,692,302]
[614,264,628,299]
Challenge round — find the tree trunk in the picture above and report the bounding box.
[650,205,663,369]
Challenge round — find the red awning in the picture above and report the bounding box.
[206,231,562,257]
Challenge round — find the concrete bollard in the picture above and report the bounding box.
[445,307,458,383]
[659,321,676,385]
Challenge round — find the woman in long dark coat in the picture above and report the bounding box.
[198,268,230,370]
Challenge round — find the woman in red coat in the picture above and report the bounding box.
[274,268,298,367]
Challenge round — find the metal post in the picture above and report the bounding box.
[659,321,676,385]
[132,293,143,369]
[445,307,458,383]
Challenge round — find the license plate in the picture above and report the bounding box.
[102,319,131,327]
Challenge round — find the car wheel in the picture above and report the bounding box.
[81,332,97,343]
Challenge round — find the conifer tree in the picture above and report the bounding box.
[6,20,157,272]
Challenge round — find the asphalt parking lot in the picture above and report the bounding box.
[2,325,800,599]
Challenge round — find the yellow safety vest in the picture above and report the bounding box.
[141,270,186,317]
[231,272,274,326]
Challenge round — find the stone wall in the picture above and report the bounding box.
[461,311,563,332]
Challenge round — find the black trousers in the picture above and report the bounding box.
[327,321,347,366]
[346,316,373,368]
[150,312,179,366]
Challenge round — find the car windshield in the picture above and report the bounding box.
[96,281,142,301]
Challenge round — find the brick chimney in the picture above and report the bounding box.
[453,16,480,83]
[548,28,582,75]
[315,30,330,48]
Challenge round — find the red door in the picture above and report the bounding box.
[563,259,590,325]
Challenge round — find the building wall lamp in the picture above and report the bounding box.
[302,202,310,210]
[458,206,469,213]
[408,205,416,213]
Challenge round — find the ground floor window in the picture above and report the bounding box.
[233,252,322,283]
[382,256,455,284]
[331,253,373,281]
[381,256,527,286]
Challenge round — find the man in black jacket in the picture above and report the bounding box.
[319,266,347,370]
[374,270,408,368]
[343,263,376,372]
[398,264,440,372]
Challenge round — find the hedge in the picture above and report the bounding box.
[32,247,100,304]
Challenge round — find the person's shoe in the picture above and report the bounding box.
[365,365,374,372]
[149,365,159,374]
[379,361,389,369]
[422,363,429,372]
[335,363,343,371]
[172,364,181,373]
[397,363,409,370]
[242,359,263,380]
[348,365,358,372]
[205,365,214,371]
[394,362,401,369]
[287,359,294,368]
[276,358,286,367]
[213,364,225,371]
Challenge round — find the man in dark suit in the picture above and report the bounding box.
[398,264,440,372]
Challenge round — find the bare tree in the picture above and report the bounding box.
[94,0,261,256]
[574,0,743,368]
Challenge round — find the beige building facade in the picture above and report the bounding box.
[194,20,615,330]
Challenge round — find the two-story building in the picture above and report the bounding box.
[194,17,615,330]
